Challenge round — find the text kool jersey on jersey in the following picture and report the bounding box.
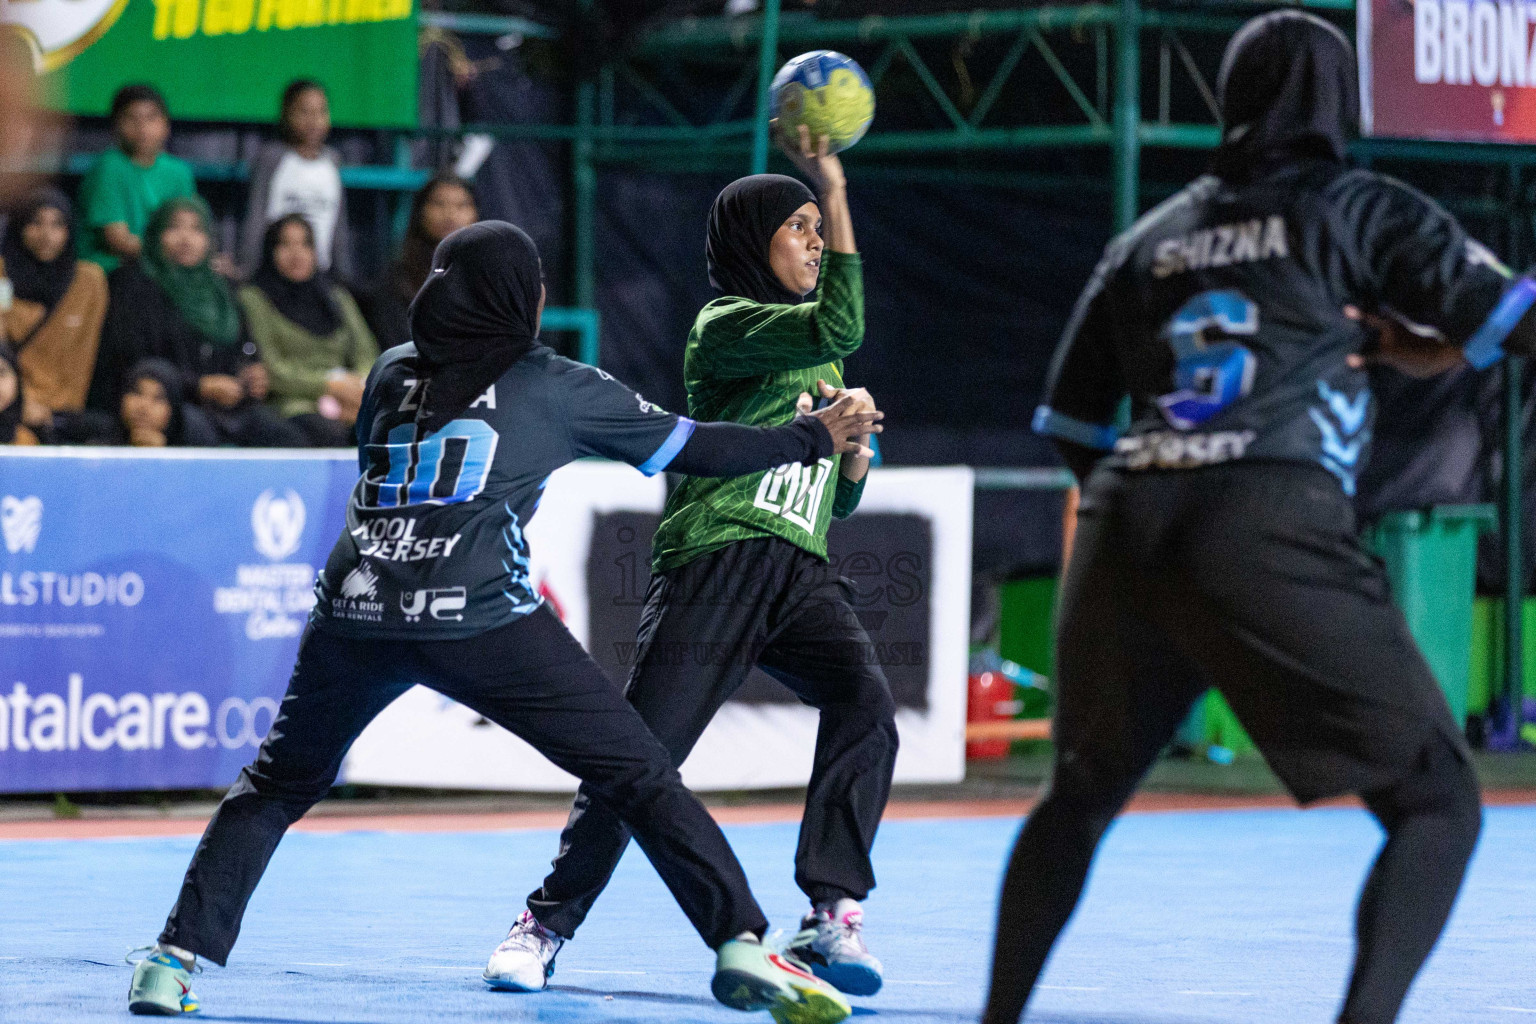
[311,343,696,639]
[1035,160,1525,495]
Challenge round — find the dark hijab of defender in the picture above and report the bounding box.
[706,173,817,304]
[407,220,542,435]
[1212,10,1358,182]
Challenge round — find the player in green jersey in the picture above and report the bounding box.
[488,127,896,1000]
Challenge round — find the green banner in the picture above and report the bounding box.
[6,0,416,128]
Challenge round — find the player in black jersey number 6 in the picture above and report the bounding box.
[127,221,879,1024]
[989,12,1536,1024]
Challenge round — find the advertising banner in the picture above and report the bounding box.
[3,452,971,794]
[1,448,353,793]
[3,0,416,127]
[1360,0,1536,141]
[341,465,973,792]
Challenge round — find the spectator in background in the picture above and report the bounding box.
[239,80,354,281]
[77,84,196,273]
[0,343,35,444]
[1,188,109,439]
[88,197,304,447]
[111,358,195,447]
[240,214,376,447]
[357,173,476,350]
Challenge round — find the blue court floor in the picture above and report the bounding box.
[2,807,1533,1024]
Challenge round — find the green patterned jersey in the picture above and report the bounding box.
[651,250,868,574]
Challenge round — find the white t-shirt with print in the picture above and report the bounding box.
[265,150,342,270]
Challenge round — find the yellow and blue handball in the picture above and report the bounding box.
[771,50,875,154]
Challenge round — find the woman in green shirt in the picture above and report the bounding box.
[497,128,895,1002]
[239,214,377,447]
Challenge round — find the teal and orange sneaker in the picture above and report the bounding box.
[127,947,200,1016]
[712,937,850,1024]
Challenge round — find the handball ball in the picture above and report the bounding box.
[771,50,875,155]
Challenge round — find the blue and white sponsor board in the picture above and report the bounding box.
[2,450,970,794]
[1,448,354,793]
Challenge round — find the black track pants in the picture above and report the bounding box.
[982,463,1482,1024]
[528,537,899,939]
[159,605,768,964]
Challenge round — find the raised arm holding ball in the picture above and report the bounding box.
[494,88,896,1012]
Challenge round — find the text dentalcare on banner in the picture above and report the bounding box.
[2,452,970,794]
[0,450,354,792]
[2,0,416,127]
[1361,0,1536,140]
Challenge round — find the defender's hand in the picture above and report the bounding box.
[801,391,882,458]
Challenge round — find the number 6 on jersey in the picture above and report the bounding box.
[1157,289,1259,431]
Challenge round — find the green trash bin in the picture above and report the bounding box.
[1365,504,1497,728]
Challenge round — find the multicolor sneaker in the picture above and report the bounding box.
[785,899,883,995]
[712,937,851,1024]
[483,910,563,991]
[127,948,200,1015]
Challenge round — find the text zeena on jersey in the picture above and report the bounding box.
[1151,215,1289,279]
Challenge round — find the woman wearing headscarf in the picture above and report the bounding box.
[111,358,192,447]
[89,196,304,447]
[0,188,109,437]
[508,127,894,1002]
[988,12,1509,1024]
[355,173,477,351]
[129,220,880,1024]
[240,214,377,446]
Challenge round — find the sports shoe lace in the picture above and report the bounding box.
[124,945,202,973]
[498,912,557,955]
[826,911,869,955]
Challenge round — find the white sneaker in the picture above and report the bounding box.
[785,899,883,996]
[483,909,563,991]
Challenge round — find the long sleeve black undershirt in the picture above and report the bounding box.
[668,414,833,478]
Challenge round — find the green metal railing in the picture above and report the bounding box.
[540,306,601,367]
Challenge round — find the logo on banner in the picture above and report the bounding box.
[0,0,128,73]
[400,586,466,622]
[252,489,306,561]
[2,495,42,554]
[214,490,315,639]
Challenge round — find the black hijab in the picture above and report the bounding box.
[1213,10,1358,182]
[122,357,188,445]
[251,214,340,336]
[0,343,22,443]
[3,187,77,316]
[706,174,817,305]
[408,221,541,435]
